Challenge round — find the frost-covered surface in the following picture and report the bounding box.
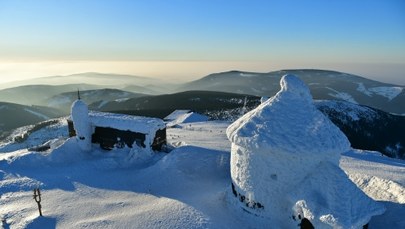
[0,118,68,153]
[226,75,384,228]
[340,150,405,228]
[327,87,358,104]
[164,110,191,121]
[357,83,373,97]
[369,86,403,101]
[167,121,231,152]
[0,119,404,228]
[315,100,378,122]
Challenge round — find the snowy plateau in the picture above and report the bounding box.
[0,76,404,229]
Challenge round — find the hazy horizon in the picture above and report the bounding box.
[0,0,404,85]
[0,61,404,86]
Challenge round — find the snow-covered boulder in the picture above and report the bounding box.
[71,99,92,151]
[226,74,385,228]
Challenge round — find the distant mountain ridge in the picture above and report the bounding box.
[0,72,166,89]
[92,90,260,119]
[46,88,146,113]
[0,69,402,114]
[315,100,405,159]
[179,69,405,114]
[0,102,64,139]
[0,84,101,106]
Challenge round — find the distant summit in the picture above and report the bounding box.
[179,69,405,114]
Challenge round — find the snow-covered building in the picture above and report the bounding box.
[164,110,209,127]
[226,74,385,228]
[68,99,166,151]
[164,110,192,122]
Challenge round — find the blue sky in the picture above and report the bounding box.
[0,0,404,84]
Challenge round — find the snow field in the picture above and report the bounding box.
[357,82,403,101]
[0,120,404,228]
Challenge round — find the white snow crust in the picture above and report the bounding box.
[356,83,403,101]
[327,87,358,104]
[167,112,209,127]
[315,100,378,122]
[369,86,403,101]
[357,83,373,97]
[164,110,191,121]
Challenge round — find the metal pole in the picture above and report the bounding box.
[33,188,43,216]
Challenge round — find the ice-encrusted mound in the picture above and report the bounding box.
[226,74,385,228]
[227,74,350,157]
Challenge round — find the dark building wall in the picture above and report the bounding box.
[67,120,76,137]
[67,119,167,151]
[92,126,146,150]
[152,128,166,151]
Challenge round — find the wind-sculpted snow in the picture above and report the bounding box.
[227,74,350,156]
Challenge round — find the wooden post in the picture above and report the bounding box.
[33,188,43,216]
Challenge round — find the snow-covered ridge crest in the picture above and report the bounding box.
[227,74,350,155]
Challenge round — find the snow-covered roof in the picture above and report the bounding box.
[167,112,209,127]
[164,110,191,121]
[227,74,351,155]
[177,112,209,124]
[88,111,165,134]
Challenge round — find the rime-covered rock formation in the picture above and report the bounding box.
[227,74,385,228]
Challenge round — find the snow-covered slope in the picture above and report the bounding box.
[167,112,209,127]
[357,83,403,101]
[316,100,405,159]
[47,88,143,113]
[0,102,64,135]
[0,120,404,228]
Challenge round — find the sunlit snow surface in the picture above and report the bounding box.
[0,121,404,228]
[357,83,403,101]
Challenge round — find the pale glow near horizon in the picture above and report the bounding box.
[0,61,272,84]
[0,61,404,86]
[0,1,403,86]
